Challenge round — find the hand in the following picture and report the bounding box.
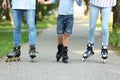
[2,0,7,9]
[38,0,45,4]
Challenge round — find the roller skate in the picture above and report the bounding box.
[29,45,38,62]
[101,46,108,64]
[62,47,68,63]
[6,46,21,62]
[56,44,63,62]
[82,43,94,61]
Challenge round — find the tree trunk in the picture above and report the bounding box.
[7,0,13,26]
[113,0,120,31]
[84,0,90,15]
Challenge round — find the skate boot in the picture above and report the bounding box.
[29,45,38,62]
[101,46,108,63]
[82,43,94,61]
[56,44,63,62]
[62,47,68,63]
[6,46,21,62]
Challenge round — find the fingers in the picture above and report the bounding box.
[38,0,45,4]
[2,1,7,9]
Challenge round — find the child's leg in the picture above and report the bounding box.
[56,15,64,61]
[63,34,70,47]
[57,34,63,45]
[62,33,70,63]
[56,34,64,62]
[62,15,73,63]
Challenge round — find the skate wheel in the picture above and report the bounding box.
[13,57,16,61]
[82,58,86,62]
[16,57,20,61]
[6,58,12,62]
[56,57,61,62]
[11,57,20,62]
[17,57,20,61]
[31,59,35,62]
[103,59,107,64]
[12,57,17,61]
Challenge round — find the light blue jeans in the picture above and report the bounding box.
[88,4,112,46]
[12,9,36,46]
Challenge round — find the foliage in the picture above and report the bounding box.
[112,0,120,30]
[109,30,120,48]
[0,0,57,24]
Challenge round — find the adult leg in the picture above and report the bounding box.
[6,10,23,62]
[25,9,37,59]
[12,9,23,47]
[83,4,100,59]
[101,7,112,60]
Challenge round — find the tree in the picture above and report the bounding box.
[0,0,57,25]
[113,0,120,31]
[84,0,90,15]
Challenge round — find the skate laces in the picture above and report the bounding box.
[13,47,21,56]
[62,48,68,59]
[29,49,36,54]
[85,46,93,55]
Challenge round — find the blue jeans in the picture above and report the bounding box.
[88,4,112,46]
[57,15,73,34]
[12,9,36,46]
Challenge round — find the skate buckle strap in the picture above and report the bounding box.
[102,46,108,49]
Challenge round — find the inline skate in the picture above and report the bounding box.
[82,43,94,61]
[101,46,108,63]
[29,45,38,62]
[6,46,21,62]
[56,44,63,62]
[62,47,68,63]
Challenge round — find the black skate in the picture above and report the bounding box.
[29,45,38,62]
[101,46,108,63]
[56,44,63,62]
[82,43,94,61]
[62,47,68,63]
[6,46,21,62]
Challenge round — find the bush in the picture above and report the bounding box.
[109,31,120,48]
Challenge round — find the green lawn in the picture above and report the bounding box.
[0,32,28,57]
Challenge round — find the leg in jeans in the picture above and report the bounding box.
[25,9,36,46]
[101,7,112,46]
[88,4,99,44]
[25,9,37,59]
[101,7,112,61]
[6,10,23,62]
[83,4,99,59]
[12,9,23,47]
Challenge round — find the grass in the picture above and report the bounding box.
[0,32,28,57]
[0,15,57,30]
[109,30,120,48]
[0,15,57,58]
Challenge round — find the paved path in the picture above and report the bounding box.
[0,15,120,80]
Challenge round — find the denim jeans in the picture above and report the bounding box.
[88,4,112,46]
[12,9,36,46]
[57,15,73,34]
